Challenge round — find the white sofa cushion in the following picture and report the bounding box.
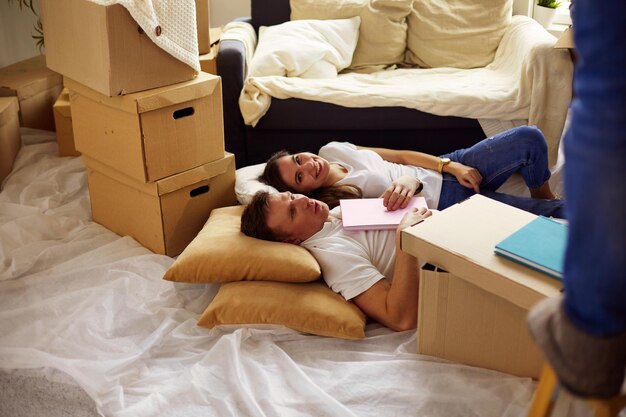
[249,17,361,79]
[405,0,512,69]
[290,0,412,70]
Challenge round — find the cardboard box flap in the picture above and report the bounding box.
[156,153,233,195]
[65,72,220,114]
[53,88,72,118]
[83,153,233,196]
[0,55,63,100]
[0,97,19,127]
[402,195,561,310]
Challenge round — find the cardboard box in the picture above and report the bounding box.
[199,28,223,74]
[0,97,21,186]
[555,27,574,49]
[402,195,562,379]
[41,0,196,97]
[0,55,63,131]
[199,43,219,75]
[53,88,80,157]
[67,71,225,183]
[196,0,211,54]
[85,153,237,257]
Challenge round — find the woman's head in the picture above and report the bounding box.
[260,150,333,194]
[260,149,362,209]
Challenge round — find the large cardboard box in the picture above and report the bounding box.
[0,97,21,187]
[67,71,225,183]
[41,0,196,97]
[85,153,237,257]
[53,88,80,157]
[195,0,211,54]
[0,55,63,131]
[402,195,562,379]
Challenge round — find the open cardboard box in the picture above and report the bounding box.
[402,195,562,378]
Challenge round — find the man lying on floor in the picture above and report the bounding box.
[240,190,432,331]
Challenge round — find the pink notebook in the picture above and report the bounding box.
[340,197,428,230]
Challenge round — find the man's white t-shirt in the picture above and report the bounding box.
[319,141,443,209]
[301,207,397,300]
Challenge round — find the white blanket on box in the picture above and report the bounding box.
[235,16,573,166]
[90,0,201,72]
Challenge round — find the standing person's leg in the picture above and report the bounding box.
[440,126,554,196]
[527,0,626,398]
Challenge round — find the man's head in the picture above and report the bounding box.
[241,191,330,244]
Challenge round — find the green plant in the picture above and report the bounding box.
[537,0,562,8]
[6,0,44,50]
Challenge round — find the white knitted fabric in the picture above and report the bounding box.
[90,0,201,72]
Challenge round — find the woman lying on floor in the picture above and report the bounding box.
[259,125,565,218]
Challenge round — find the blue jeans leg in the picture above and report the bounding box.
[440,125,552,191]
[561,0,626,336]
[437,176,565,217]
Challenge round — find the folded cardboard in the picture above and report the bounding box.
[41,0,196,96]
[402,195,562,379]
[67,71,225,183]
[0,97,21,187]
[196,0,211,54]
[53,88,80,157]
[0,55,63,131]
[85,153,237,257]
[199,43,219,75]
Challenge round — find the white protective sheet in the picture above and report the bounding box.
[0,129,545,417]
[237,16,573,166]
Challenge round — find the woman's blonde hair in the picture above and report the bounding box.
[260,149,362,209]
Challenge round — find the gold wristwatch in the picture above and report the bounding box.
[438,157,451,174]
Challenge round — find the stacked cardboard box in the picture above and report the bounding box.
[53,88,80,157]
[41,0,236,256]
[0,55,63,131]
[0,97,21,187]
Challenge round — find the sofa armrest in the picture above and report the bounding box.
[217,20,258,167]
[494,15,573,166]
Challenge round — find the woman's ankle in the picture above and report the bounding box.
[530,183,556,199]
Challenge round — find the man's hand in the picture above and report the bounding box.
[398,207,432,230]
[447,162,482,193]
[381,175,421,211]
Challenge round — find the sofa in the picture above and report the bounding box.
[217,0,573,168]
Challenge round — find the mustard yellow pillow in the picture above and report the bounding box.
[290,0,412,69]
[163,206,321,283]
[405,0,513,69]
[197,281,367,339]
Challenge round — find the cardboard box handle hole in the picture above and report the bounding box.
[190,185,209,197]
[173,107,195,120]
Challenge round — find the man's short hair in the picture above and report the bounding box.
[241,191,281,242]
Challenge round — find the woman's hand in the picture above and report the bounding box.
[447,162,482,193]
[381,175,421,211]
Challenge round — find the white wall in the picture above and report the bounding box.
[0,0,251,68]
[0,0,42,68]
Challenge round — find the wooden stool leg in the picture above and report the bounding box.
[527,363,559,417]
[588,394,626,417]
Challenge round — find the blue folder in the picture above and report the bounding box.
[494,216,568,280]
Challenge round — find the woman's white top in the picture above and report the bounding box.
[319,141,443,209]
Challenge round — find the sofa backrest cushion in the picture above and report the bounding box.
[290,0,412,69]
[251,0,291,32]
[405,0,513,69]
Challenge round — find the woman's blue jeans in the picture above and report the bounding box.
[437,125,564,218]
